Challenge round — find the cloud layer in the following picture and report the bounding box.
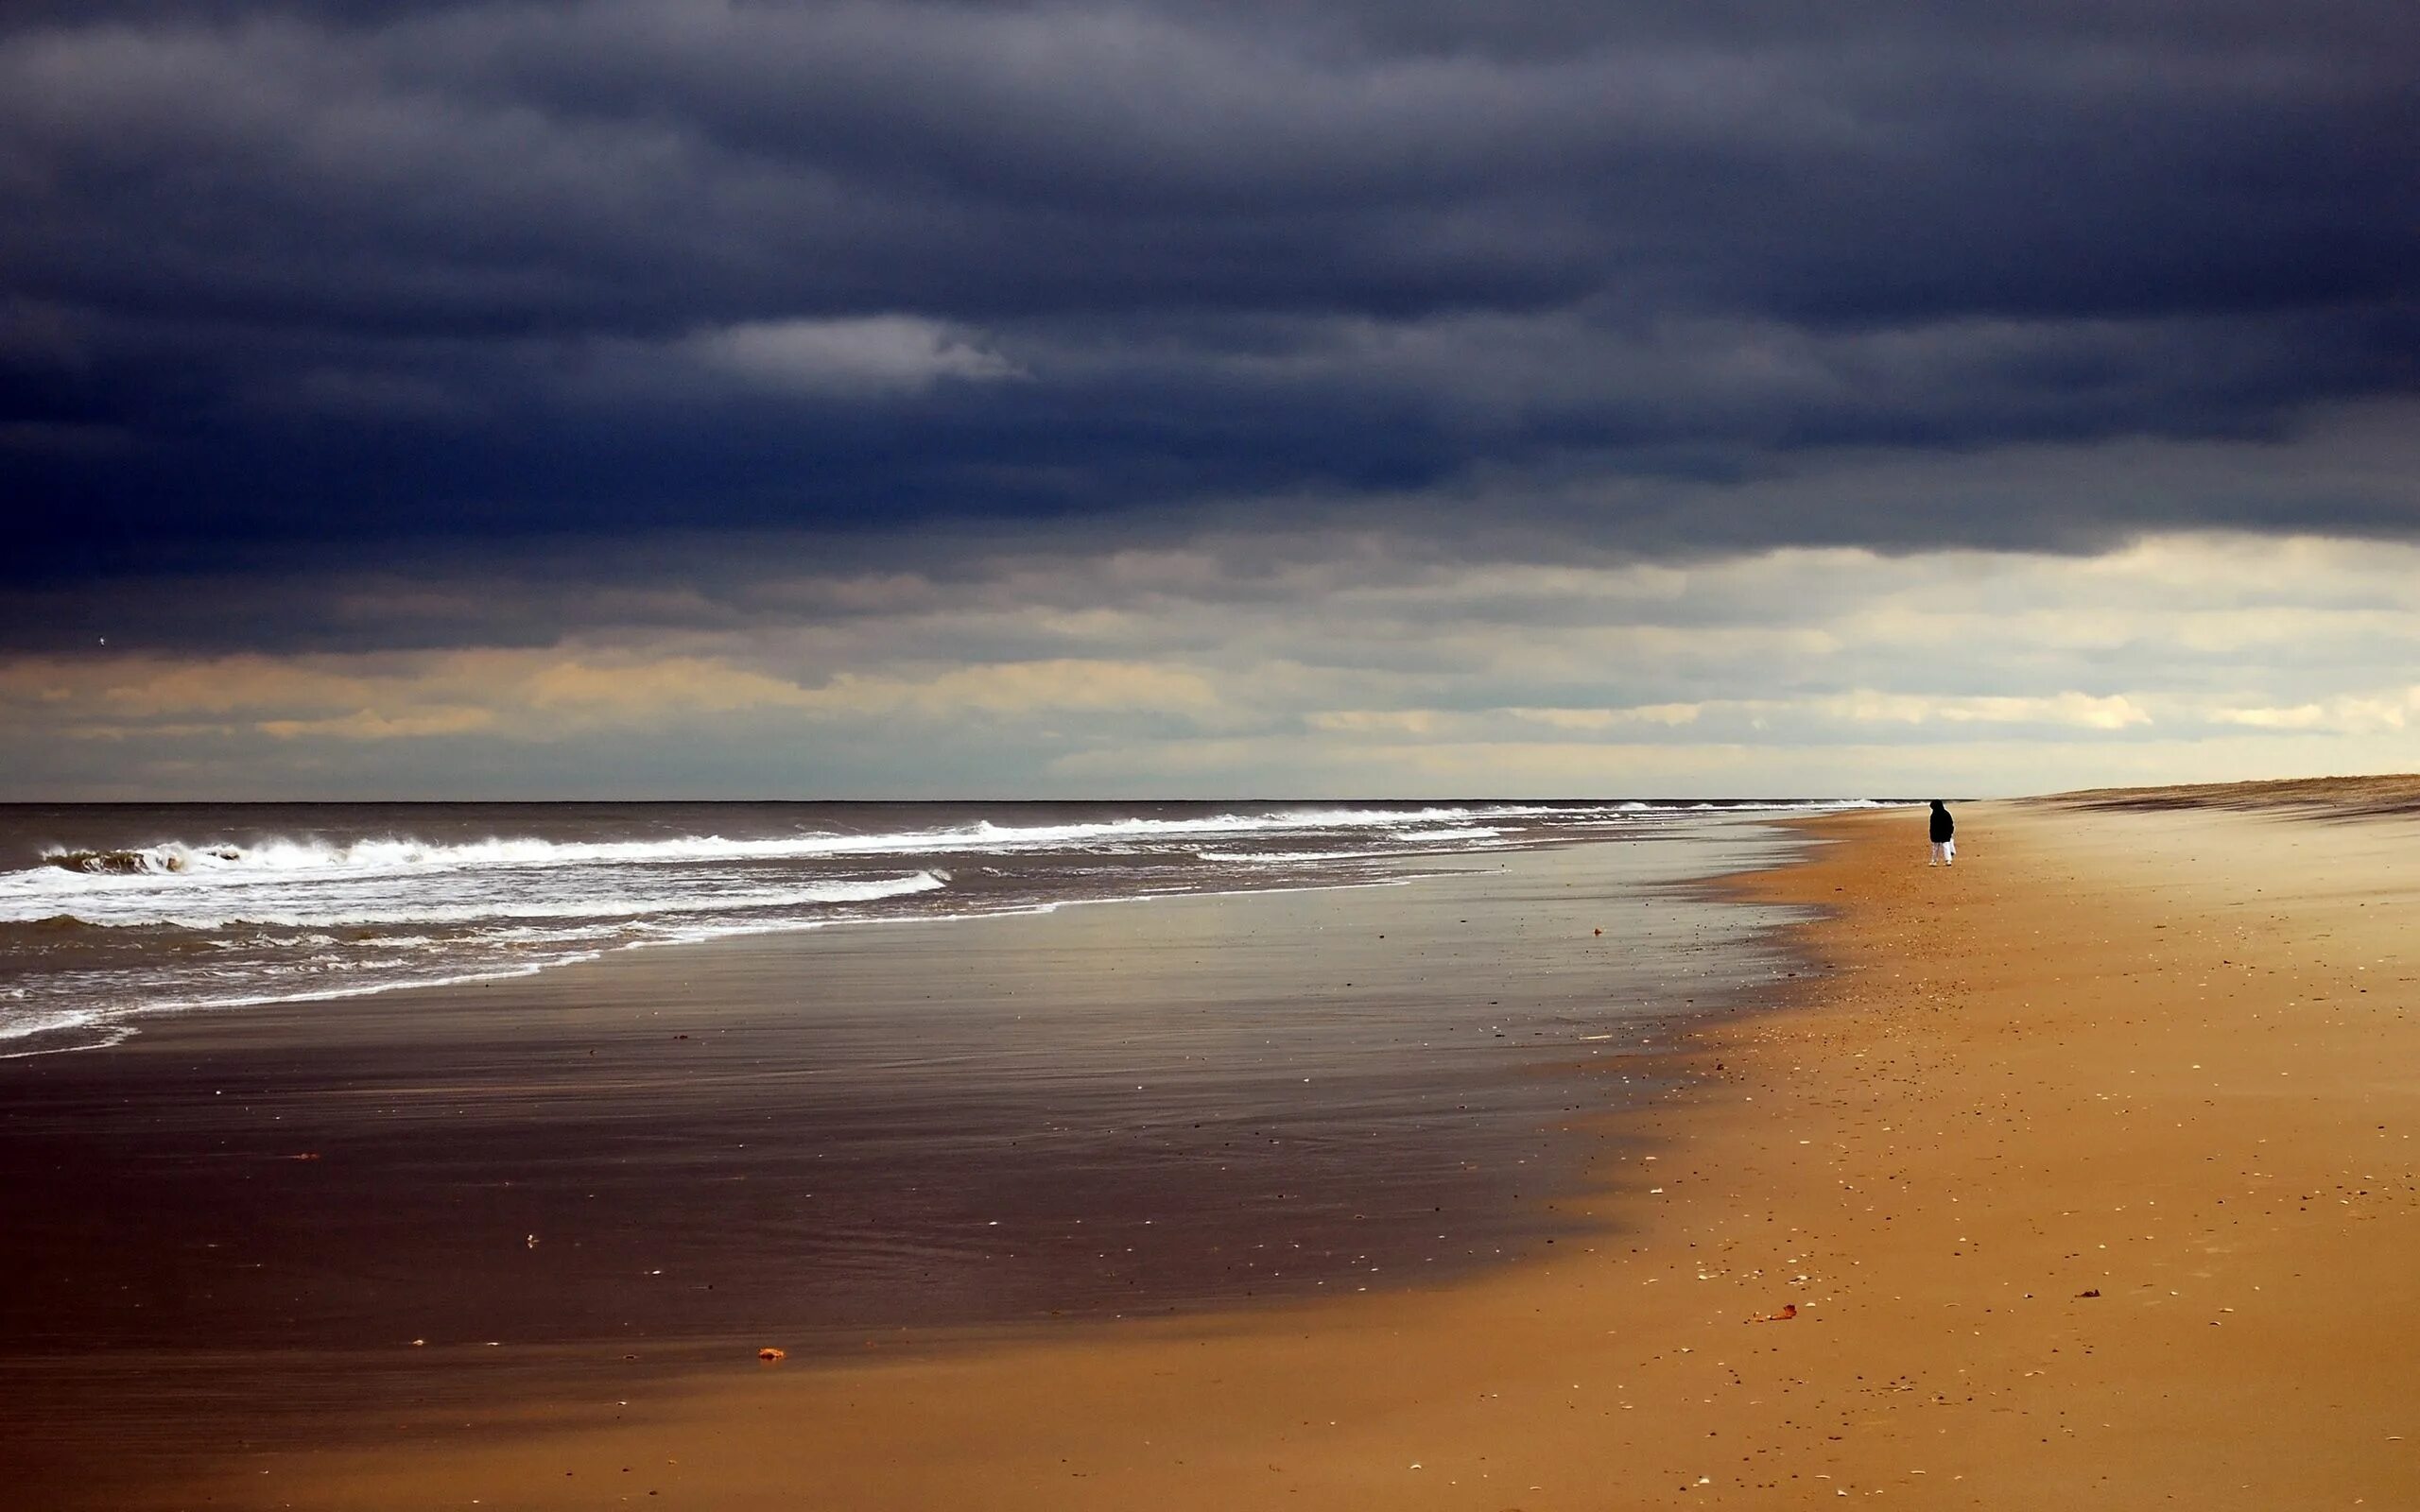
[5,3,2414,795]
[9,530,2420,799]
[5,0,2414,573]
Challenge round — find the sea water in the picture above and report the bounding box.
[0,799,1877,1057]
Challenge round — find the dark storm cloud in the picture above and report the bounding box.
[3,0,2414,591]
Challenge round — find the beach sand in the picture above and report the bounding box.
[16,790,2420,1507]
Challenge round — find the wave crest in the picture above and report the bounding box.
[45,845,245,875]
[26,809,1491,884]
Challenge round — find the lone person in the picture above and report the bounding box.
[1928,800,1956,867]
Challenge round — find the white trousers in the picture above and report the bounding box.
[1929,839,1956,865]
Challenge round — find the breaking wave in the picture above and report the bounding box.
[32,807,1491,885]
[0,799,1894,1056]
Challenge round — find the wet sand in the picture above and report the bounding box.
[0,833,1804,1508]
[17,791,2420,1507]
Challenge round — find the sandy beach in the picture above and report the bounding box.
[13,787,2420,1508]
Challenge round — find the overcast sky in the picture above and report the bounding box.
[4,1,2414,799]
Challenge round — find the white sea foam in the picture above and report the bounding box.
[0,1012,131,1057]
[1195,848,1399,864]
[27,807,1484,887]
[0,870,946,930]
[0,799,1883,1056]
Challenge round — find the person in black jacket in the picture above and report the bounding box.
[1928,800,1956,866]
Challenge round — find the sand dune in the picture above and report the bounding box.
[2047,771,2420,815]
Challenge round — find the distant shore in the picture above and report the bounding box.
[19,783,2420,1508]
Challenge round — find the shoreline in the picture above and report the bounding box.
[0,826,1814,1509]
[184,792,2420,1508]
[0,867,1443,1061]
[18,790,2420,1506]
[0,807,1827,1062]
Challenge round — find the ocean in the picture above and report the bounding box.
[0,799,1876,1058]
[2,793,1884,1430]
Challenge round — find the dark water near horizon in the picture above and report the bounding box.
[0,799,1881,1057]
